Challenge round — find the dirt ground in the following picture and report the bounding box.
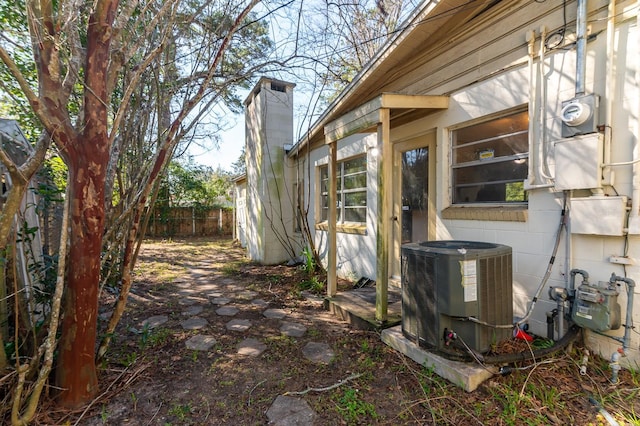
[39,238,640,425]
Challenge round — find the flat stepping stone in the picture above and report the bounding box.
[141,315,168,329]
[185,335,217,351]
[266,395,316,425]
[302,342,334,364]
[263,308,287,319]
[237,338,267,356]
[226,319,252,332]
[178,297,197,306]
[211,297,231,305]
[208,292,224,298]
[236,290,258,300]
[251,299,269,308]
[216,306,239,316]
[217,278,236,285]
[181,305,203,316]
[180,316,208,330]
[280,322,306,338]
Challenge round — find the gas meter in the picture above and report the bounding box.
[571,281,621,332]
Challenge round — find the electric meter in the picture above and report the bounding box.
[560,94,599,137]
[561,101,591,126]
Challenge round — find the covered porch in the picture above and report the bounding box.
[323,93,449,329]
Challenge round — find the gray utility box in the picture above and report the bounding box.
[401,240,513,353]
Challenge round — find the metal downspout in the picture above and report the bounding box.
[575,0,588,96]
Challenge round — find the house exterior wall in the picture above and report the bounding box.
[308,133,378,280]
[234,180,248,248]
[244,78,298,264]
[301,1,640,365]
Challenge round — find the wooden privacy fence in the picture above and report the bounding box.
[147,206,233,237]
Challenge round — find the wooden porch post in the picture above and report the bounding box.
[327,140,338,297]
[376,108,391,322]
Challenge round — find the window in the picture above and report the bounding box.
[452,110,528,204]
[320,156,367,224]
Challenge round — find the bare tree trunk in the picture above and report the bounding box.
[54,0,117,407]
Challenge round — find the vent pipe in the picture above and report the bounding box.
[575,0,588,96]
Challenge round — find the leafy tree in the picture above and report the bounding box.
[0,0,295,417]
[158,159,232,208]
[231,146,247,176]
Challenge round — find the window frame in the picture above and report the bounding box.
[450,108,529,206]
[318,154,367,225]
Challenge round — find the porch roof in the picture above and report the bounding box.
[323,93,449,143]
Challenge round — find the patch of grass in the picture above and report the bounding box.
[527,380,564,411]
[135,260,185,282]
[333,387,378,424]
[141,327,172,349]
[121,351,137,367]
[221,262,242,275]
[307,328,322,338]
[296,275,325,294]
[167,402,192,421]
[418,364,450,397]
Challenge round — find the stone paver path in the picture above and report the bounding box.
[266,395,317,425]
[251,298,269,308]
[185,335,217,351]
[280,322,307,338]
[180,316,208,330]
[141,315,168,329]
[302,342,334,364]
[216,306,239,316]
[226,318,252,331]
[237,337,267,356]
[181,305,204,316]
[263,308,287,319]
[136,262,341,424]
[210,297,231,305]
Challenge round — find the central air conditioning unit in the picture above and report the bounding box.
[401,240,513,353]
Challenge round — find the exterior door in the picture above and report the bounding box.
[391,132,436,282]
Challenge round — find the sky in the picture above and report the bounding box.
[188,113,245,172]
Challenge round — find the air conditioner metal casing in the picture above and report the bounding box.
[401,240,513,353]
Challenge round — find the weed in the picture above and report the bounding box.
[145,328,172,348]
[267,274,283,284]
[486,381,521,425]
[297,275,325,294]
[100,405,109,423]
[333,387,378,424]
[418,364,449,397]
[168,403,192,421]
[308,328,322,338]
[301,247,316,274]
[130,392,138,411]
[123,351,137,367]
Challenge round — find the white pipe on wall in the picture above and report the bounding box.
[630,1,640,234]
[539,25,554,181]
[603,0,615,188]
[527,29,538,186]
